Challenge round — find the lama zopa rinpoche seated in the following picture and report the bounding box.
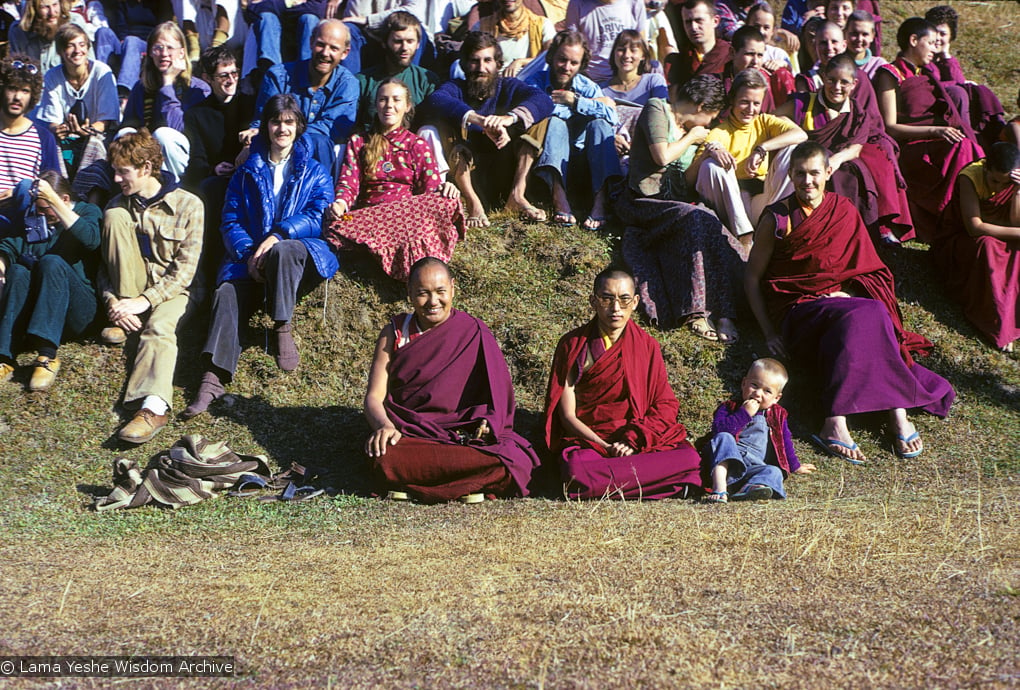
[542,267,703,500]
[364,257,540,504]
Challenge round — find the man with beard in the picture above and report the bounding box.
[99,130,204,444]
[0,56,62,194]
[421,31,553,228]
[356,11,440,128]
[241,18,358,174]
[524,30,620,229]
[9,0,92,74]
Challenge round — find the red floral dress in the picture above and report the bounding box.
[325,128,465,281]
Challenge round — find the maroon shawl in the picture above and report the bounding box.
[762,192,933,362]
[543,319,688,455]
[385,309,540,494]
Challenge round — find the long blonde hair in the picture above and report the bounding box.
[363,79,414,180]
[141,22,193,93]
[19,0,71,33]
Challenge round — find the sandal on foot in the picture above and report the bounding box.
[703,489,728,504]
[466,214,490,229]
[811,434,866,465]
[583,215,607,231]
[551,211,576,227]
[894,431,923,459]
[687,317,719,342]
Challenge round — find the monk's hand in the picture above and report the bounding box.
[822,290,852,299]
[473,419,491,441]
[794,463,817,475]
[608,442,635,457]
[765,334,788,359]
[366,426,402,457]
[937,126,965,144]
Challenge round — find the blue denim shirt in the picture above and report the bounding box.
[251,59,360,144]
[525,66,619,126]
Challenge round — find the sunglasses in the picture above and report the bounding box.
[10,60,40,75]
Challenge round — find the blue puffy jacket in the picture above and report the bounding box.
[218,135,338,285]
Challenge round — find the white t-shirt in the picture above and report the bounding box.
[37,60,121,127]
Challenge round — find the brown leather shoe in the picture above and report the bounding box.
[118,408,168,444]
[274,323,299,372]
[101,326,127,345]
[28,356,60,391]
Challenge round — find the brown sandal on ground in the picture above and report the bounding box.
[686,316,718,342]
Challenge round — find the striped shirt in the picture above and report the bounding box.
[0,125,43,192]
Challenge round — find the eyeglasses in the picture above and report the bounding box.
[214,69,239,81]
[595,293,636,308]
[150,44,182,55]
[10,60,40,75]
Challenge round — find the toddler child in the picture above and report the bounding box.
[703,358,815,503]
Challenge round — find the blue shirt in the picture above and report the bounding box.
[251,59,360,144]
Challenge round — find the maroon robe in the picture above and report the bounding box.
[543,319,702,499]
[789,91,913,240]
[375,309,540,501]
[665,39,731,86]
[928,56,1007,151]
[762,192,955,418]
[762,192,932,361]
[932,167,1020,349]
[878,57,983,241]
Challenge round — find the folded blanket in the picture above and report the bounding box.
[95,435,271,511]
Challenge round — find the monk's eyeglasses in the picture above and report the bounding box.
[596,293,636,308]
[10,60,40,75]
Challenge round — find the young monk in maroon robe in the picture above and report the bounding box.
[874,16,982,243]
[543,267,703,499]
[745,142,955,463]
[665,0,731,86]
[364,257,540,503]
[933,143,1020,353]
[775,54,912,242]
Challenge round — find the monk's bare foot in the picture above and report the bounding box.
[890,409,923,458]
[466,213,490,228]
[814,416,867,463]
[715,317,739,345]
[584,189,609,230]
[505,195,546,222]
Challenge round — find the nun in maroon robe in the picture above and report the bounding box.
[932,150,1020,351]
[746,143,954,461]
[777,56,913,241]
[365,260,539,503]
[543,273,702,499]
[874,31,983,242]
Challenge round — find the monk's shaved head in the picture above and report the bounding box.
[593,267,636,295]
[408,256,452,290]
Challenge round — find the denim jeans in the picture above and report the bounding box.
[254,11,318,65]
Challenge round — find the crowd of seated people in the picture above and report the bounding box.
[0,0,1016,503]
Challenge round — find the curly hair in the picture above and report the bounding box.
[0,55,44,111]
[924,5,958,41]
[671,74,727,113]
[109,129,164,174]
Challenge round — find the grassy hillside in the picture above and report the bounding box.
[1,3,1018,687]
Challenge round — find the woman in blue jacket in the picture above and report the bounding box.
[183,93,337,418]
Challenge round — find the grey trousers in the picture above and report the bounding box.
[203,240,317,376]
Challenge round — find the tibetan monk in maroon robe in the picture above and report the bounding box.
[932,144,1020,352]
[746,142,954,464]
[543,268,702,499]
[776,55,912,241]
[874,17,982,242]
[364,258,539,503]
